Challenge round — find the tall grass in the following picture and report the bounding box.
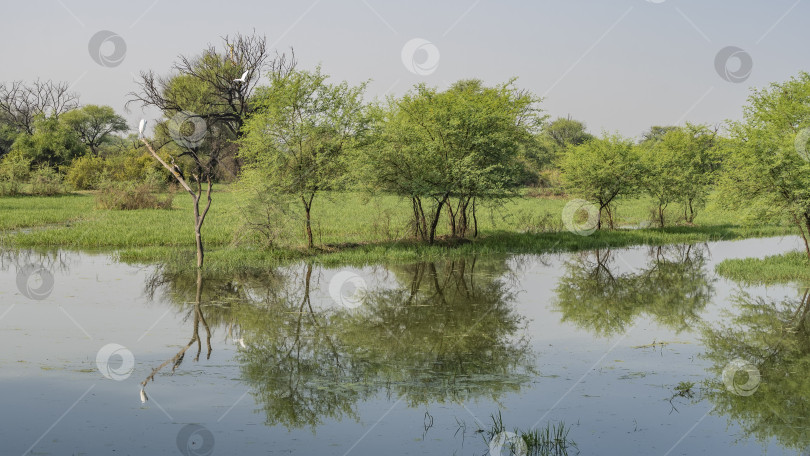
[484,411,577,456]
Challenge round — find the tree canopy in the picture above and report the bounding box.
[360,79,543,243]
[717,71,810,258]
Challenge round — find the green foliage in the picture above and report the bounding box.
[10,116,87,167]
[65,154,105,190]
[715,250,810,285]
[28,165,63,196]
[95,175,173,210]
[63,147,165,191]
[1,187,789,267]
[239,67,369,248]
[0,149,32,195]
[560,133,639,228]
[61,105,128,155]
[0,122,19,158]
[360,79,544,242]
[638,124,719,226]
[232,166,297,248]
[674,381,695,397]
[545,116,593,149]
[640,125,679,144]
[717,71,810,256]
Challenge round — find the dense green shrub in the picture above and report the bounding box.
[65,155,106,190]
[29,166,64,196]
[0,150,32,196]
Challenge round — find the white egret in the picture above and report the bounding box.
[233,70,249,84]
[138,118,147,137]
[140,388,148,403]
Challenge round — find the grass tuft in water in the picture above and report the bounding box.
[483,411,577,456]
[715,250,810,285]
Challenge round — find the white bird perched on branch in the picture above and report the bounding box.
[138,118,147,138]
[233,70,249,84]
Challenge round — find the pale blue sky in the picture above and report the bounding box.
[1,0,806,138]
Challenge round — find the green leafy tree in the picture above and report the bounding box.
[61,105,128,156]
[545,116,593,149]
[0,148,32,195]
[362,79,543,243]
[559,133,639,229]
[717,72,810,258]
[10,115,86,167]
[128,32,294,268]
[639,124,719,226]
[640,125,679,145]
[239,67,369,249]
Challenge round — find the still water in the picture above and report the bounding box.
[0,236,807,455]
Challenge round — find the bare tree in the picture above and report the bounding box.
[129,32,295,138]
[0,80,79,134]
[127,32,295,269]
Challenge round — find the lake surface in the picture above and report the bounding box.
[1,236,808,455]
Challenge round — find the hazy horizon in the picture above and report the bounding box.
[2,0,806,139]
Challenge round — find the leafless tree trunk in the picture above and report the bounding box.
[302,193,315,249]
[141,139,213,268]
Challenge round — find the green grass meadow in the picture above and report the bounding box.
[0,187,798,273]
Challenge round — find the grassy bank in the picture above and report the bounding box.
[0,188,795,272]
[715,250,810,285]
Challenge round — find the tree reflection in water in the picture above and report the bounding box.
[702,288,810,452]
[143,257,534,429]
[140,269,212,402]
[553,244,715,337]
